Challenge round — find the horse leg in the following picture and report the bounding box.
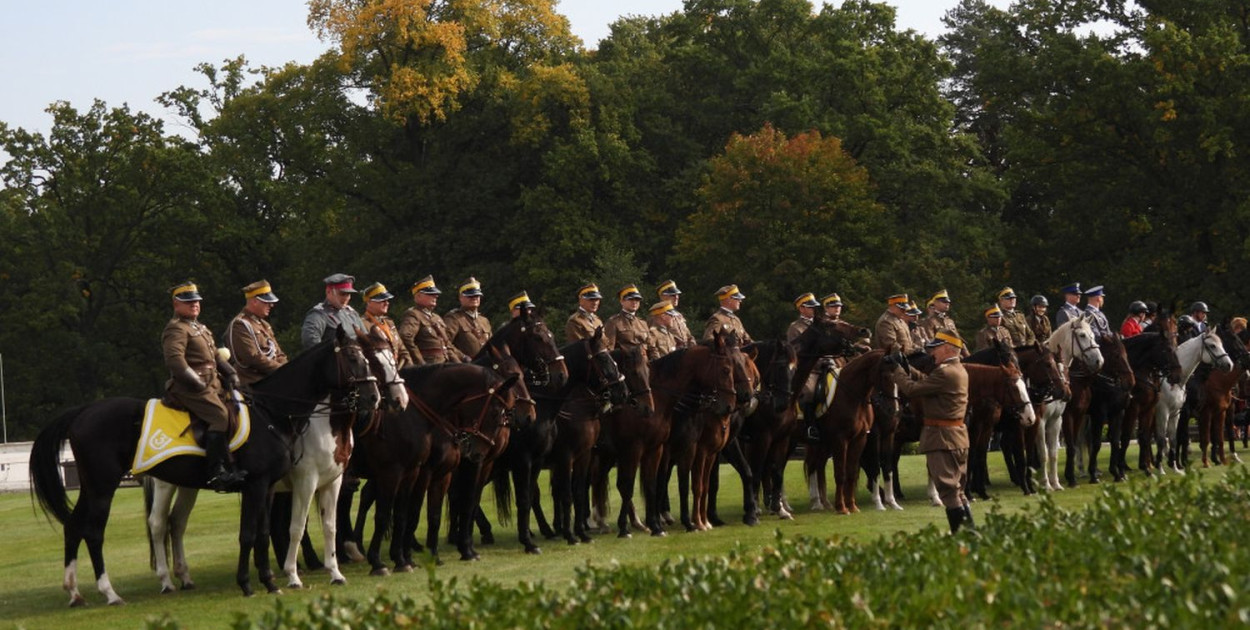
[571,451,595,544]
[804,445,826,511]
[452,462,485,560]
[641,445,667,536]
[532,477,558,539]
[880,434,903,510]
[513,462,541,554]
[845,430,868,513]
[168,486,199,590]
[677,451,696,531]
[146,480,177,595]
[1063,408,1080,488]
[366,478,396,575]
[316,477,347,584]
[335,474,364,563]
[234,482,266,596]
[283,474,317,588]
[551,455,577,545]
[425,475,452,565]
[615,445,641,538]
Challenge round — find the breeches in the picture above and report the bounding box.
[181,395,230,433]
[927,448,969,509]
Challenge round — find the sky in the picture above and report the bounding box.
[0,1,1008,138]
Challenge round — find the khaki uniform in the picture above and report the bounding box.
[999,310,1036,347]
[444,308,492,359]
[163,317,230,432]
[892,357,970,509]
[647,324,678,361]
[786,317,813,345]
[226,310,288,387]
[920,312,968,357]
[365,311,412,367]
[874,310,915,355]
[565,308,603,342]
[975,325,1013,352]
[703,308,753,345]
[1026,312,1052,342]
[603,310,650,352]
[668,310,696,349]
[911,321,932,350]
[399,306,465,364]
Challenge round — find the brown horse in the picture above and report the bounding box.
[813,349,899,515]
[1110,329,1179,481]
[961,360,1036,501]
[1063,334,1134,486]
[1197,325,1248,466]
[1010,343,1068,494]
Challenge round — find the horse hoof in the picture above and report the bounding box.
[459,553,480,562]
[651,529,667,537]
[525,546,542,555]
[370,567,391,577]
[161,585,176,595]
[618,531,632,539]
[181,582,196,591]
[286,581,304,590]
[709,517,726,527]
[743,515,759,526]
[578,535,594,544]
[331,578,347,586]
[108,598,127,606]
[393,564,413,573]
[480,534,495,545]
[241,586,254,598]
[68,595,87,608]
[268,587,283,596]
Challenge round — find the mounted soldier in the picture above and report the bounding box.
[565,282,604,342]
[703,283,752,345]
[361,282,412,367]
[975,305,1012,351]
[786,292,821,345]
[444,277,492,359]
[906,301,930,349]
[398,275,466,364]
[646,301,679,362]
[301,273,366,350]
[1120,301,1149,339]
[226,280,287,388]
[920,289,969,358]
[656,279,696,349]
[821,292,844,321]
[1082,285,1112,338]
[996,287,1037,347]
[163,282,244,491]
[1054,282,1083,329]
[508,290,536,321]
[874,294,916,355]
[603,284,650,353]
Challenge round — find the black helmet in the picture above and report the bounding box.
[1189,301,1210,314]
[1030,295,1048,307]
[1128,300,1148,315]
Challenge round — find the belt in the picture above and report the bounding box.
[419,347,446,356]
[189,361,215,370]
[924,418,964,428]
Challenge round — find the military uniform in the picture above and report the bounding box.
[647,324,678,361]
[668,309,696,349]
[227,310,287,387]
[874,309,915,355]
[445,309,492,359]
[1054,283,1083,329]
[604,310,650,352]
[975,324,1013,352]
[704,308,752,345]
[1026,312,1053,342]
[399,307,464,364]
[1000,309,1037,347]
[891,352,970,511]
[365,311,411,367]
[787,316,813,345]
[163,299,229,433]
[566,308,603,342]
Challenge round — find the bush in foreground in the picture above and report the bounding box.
[152,469,1250,628]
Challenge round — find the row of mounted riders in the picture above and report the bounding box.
[28,308,1250,604]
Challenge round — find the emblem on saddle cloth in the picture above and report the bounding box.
[131,393,251,474]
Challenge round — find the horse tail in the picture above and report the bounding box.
[30,404,85,525]
[493,466,513,525]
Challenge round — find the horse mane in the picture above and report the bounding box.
[650,347,689,382]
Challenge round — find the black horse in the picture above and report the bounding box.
[30,327,378,604]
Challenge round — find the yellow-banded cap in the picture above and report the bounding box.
[926,330,966,350]
[927,289,950,307]
[242,280,278,303]
[459,277,483,297]
[650,301,674,317]
[619,284,643,301]
[905,301,924,316]
[794,292,819,309]
[716,284,745,301]
[998,287,1017,300]
[821,292,843,307]
[985,306,1003,318]
[363,282,394,302]
[509,291,535,311]
[411,275,441,296]
[171,281,202,302]
[578,283,602,300]
[887,293,909,306]
[656,279,681,297]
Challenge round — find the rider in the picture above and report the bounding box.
[996,287,1037,347]
[301,273,366,350]
[603,284,650,353]
[646,300,679,361]
[163,282,245,491]
[789,292,824,441]
[1179,301,1210,342]
[906,301,930,349]
[398,275,466,364]
[786,292,821,345]
[886,331,973,533]
[508,291,537,320]
[821,292,844,321]
[704,284,753,345]
[1082,285,1112,338]
[919,290,963,349]
[566,283,604,342]
[975,305,1013,351]
[1120,301,1149,338]
[1054,282,1083,328]
[444,277,492,359]
[361,282,412,368]
[1026,295,1052,342]
[874,294,916,355]
[656,280,696,349]
[226,280,288,389]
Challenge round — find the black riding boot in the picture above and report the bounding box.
[205,430,246,492]
[945,507,964,534]
[802,402,820,442]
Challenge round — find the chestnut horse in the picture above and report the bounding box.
[814,349,900,514]
[1063,334,1134,487]
[1109,330,1179,481]
[1146,328,1235,474]
[962,351,1036,500]
[1196,325,1247,467]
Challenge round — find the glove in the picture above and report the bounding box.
[227,373,241,390]
[180,367,207,391]
[883,353,904,368]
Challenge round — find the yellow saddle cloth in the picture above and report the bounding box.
[131,393,251,475]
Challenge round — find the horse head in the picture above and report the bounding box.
[335,326,381,415]
[587,327,629,407]
[480,347,537,425]
[499,310,569,389]
[868,350,901,430]
[696,330,739,417]
[1202,328,1236,372]
[1097,334,1136,391]
[457,371,521,464]
[720,331,759,411]
[612,345,654,417]
[1002,359,1037,427]
[1056,315,1104,373]
[1024,343,1070,403]
[804,315,870,358]
[360,327,408,412]
[753,340,796,413]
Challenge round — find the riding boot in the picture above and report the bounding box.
[802,402,820,442]
[945,507,964,534]
[205,430,246,492]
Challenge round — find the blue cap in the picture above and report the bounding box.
[1083,285,1105,297]
[1061,282,1081,295]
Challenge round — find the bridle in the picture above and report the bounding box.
[404,378,513,451]
[583,339,626,404]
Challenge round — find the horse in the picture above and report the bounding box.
[962,344,1037,500]
[719,339,797,523]
[1008,343,1067,494]
[812,349,900,515]
[596,334,741,538]
[1108,330,1178,481]
[1146,328,1234,474]
[1036,315,1104,491]
[1196,325,1246,467]
[143,329,406,594]
[1063,333,1134,487]
[30,327,378,604]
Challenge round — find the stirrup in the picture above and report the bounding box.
[208,468,247,492]
[806,425,820,442]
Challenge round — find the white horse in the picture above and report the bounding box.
[146,337,405,593]
[1151,329,1233,475]
[1035,315,1104,492]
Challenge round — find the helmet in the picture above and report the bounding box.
[1030,295,1048,307]
[1128,300,1148,315]
[1189,301,1209,314]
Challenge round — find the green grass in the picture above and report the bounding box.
[2,445,1239,630]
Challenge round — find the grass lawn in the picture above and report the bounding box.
[2,444,1239,629]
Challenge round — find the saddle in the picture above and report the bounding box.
[133,393,250,475]
[160,390,241,446]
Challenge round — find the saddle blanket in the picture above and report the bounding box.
[131,393,250,475]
